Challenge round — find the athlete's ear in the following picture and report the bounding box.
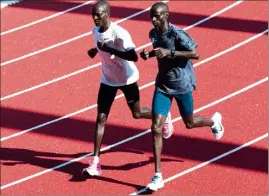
[106,12,110,17]
[164,13,169,20]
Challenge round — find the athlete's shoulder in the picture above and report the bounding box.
[111,23,133,40]
[170,23,181,30]
[170,23,197,48]
[112,23,130,34]
[169,23,187,35]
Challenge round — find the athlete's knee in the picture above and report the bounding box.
[97,113,107,126]
[182,114,195,129]
[129,101,141,119]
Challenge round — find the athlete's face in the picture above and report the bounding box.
[92,6,109,27]
[150,7,168,30]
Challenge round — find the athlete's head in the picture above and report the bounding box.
[92,0,110,27]
[150,2,169,30]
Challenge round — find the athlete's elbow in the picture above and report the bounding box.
[193,52,200,60]
[127,50,138,62]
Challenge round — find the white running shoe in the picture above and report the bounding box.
[163,112,174,139]
[82,158,102,176]
[147,174,164,191]
[211,112,224,140]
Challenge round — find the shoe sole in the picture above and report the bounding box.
[147,183,164,191]
[82,168,102,176]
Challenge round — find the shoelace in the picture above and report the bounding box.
[212,127,219,134]
[212,123,222,133]
[151,175,161,183]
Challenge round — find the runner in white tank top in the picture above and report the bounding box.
[82,0,172,178]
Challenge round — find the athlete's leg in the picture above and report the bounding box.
[121,82,152,119]
[94,83,117,156]
[147,90,172,191]
[82,83,117,176]
[175,91,224,140]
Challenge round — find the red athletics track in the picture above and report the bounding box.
[1,0,268,195]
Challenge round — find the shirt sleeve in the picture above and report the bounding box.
[176,30,197,50]
[116,28,136,51]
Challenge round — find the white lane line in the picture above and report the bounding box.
[0,77,267,190]
[0,1,246,101]
[130,133,268,195]
[1,1,94,35]
[0,1,169,66]
[1,29,267,141]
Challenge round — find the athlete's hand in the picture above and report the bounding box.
[87,48,98,58]
[97,40,112,53]
[154,47,170,59]
[140,49,150,60]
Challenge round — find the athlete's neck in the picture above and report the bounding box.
[99,20,111,33]
[157,22,169,33]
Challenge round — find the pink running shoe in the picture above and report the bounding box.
[82,158,102,176]
[162,112,174,139]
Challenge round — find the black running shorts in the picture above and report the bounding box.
[97,82,140,115]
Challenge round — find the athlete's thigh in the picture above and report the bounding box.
[175,91,194,120]
[120,82,140,109]
[97,83,118,115]
[152,89,172,117]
